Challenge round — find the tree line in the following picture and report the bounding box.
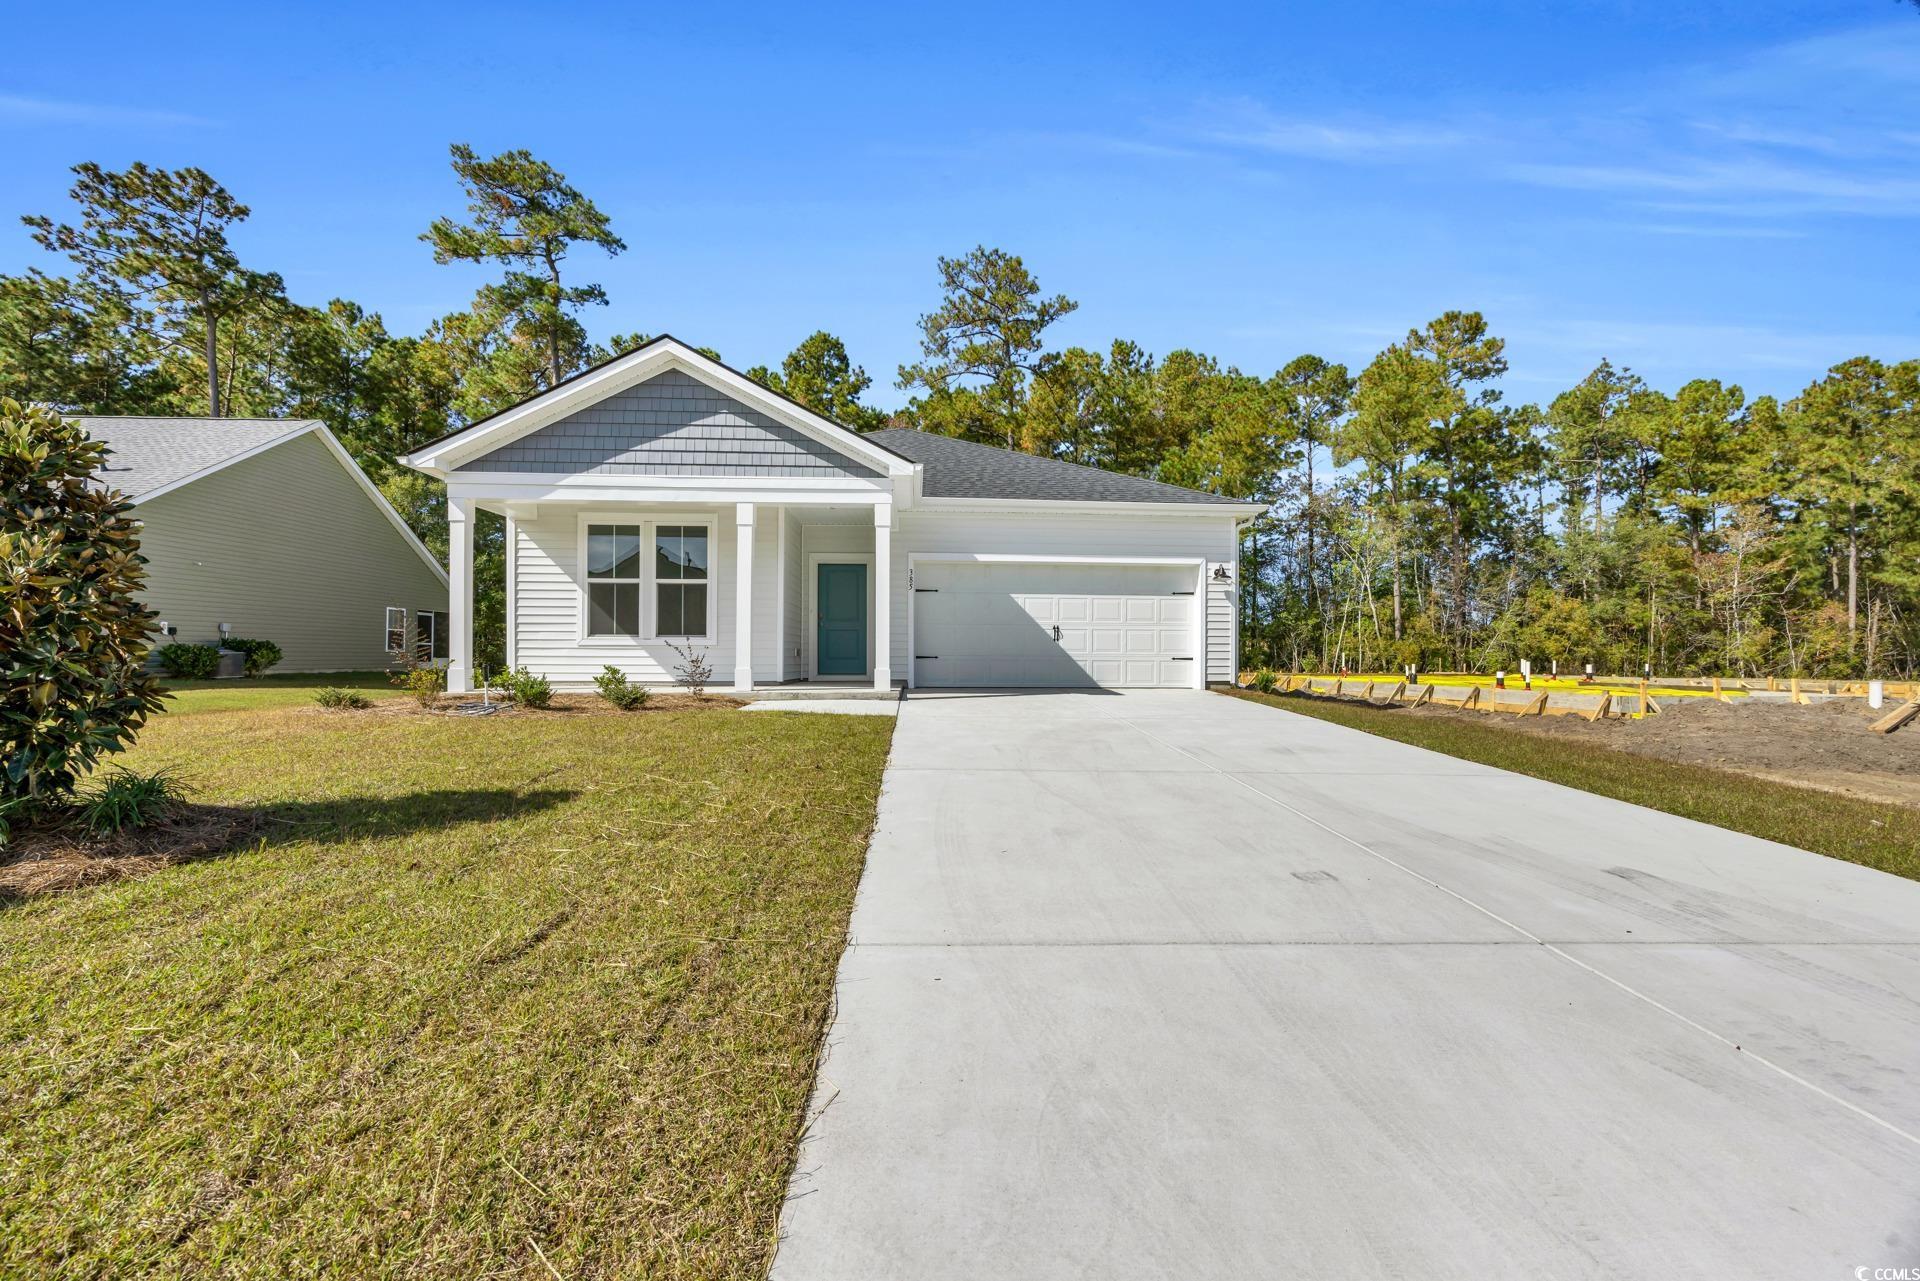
[4,152,1916,677]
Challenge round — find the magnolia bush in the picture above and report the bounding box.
[1,399,165,822]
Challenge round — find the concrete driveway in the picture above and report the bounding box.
[773,689,1920,1280]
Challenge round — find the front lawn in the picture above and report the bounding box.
[0,685,893,1278]
[157,671,400,715]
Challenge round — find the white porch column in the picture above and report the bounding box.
[446,496,475,694]
[734,502,756,692]
[872,504,892,691]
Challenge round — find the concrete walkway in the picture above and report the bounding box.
[773,689,1920,1280]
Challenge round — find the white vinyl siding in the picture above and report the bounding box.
[504,502,1242,690]
[895,509,1240,685]
[780,509,803,680]
[514,506,739,687]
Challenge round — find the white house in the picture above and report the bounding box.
[400,336,1263,694]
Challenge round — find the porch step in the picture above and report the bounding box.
[743,685,903,702]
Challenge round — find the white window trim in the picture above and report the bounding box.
[574,512,718,646]
[384,606,408,654]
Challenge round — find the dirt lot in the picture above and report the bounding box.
[1419,695,1920,808]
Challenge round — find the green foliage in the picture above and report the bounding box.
[594,665,650,710]
[78,765,189,835]
[422,144,625,392]
[314,687,373,711]
[24,161,282,417]
[0,401,166,811]
[392,665,446,707]
[156,643,221,679]
[1248,668,1279,694]
[221,637,283,677]
[898,246,1077,448]
[747,331,886,429]
[499,666,554,708]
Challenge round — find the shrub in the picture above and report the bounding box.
[665,641,714,697]
[314,687,373,711]
[0,400,166,817]
[500,666,554,708]
[594,665,650,710]
[155,642,221,679]
[78,766,189,835]
[221,636,283,676]
[1249,668,1279,694]
[392,664,445,707]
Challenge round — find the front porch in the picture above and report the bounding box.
[442,496,897,695]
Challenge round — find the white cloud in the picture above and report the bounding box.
[0,93,210,128]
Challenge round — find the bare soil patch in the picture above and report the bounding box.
[1412,695,1920,808]
[0,803,265,898]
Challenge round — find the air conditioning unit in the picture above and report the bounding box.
[214,649,245,679]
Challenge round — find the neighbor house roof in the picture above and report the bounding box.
[78,416,314,501]
[866,428,1258,507]
[75,415,448,586]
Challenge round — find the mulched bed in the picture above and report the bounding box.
[0,803,266,899]
[322,693,745,718]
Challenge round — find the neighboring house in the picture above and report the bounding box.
[400,336,1264,694]
[80,417,450,673]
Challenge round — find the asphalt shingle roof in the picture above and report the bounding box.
[865,428,1255,507]
[75,417,314,500]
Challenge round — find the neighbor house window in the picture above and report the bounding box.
[654,525,709,637]
[586,524,642,637]
[384,607,407,654]
[416,610,447,662]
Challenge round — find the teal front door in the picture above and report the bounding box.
[817,563,867,676]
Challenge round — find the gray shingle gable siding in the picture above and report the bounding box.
[454,369,881,478]
[866,428,1251,506]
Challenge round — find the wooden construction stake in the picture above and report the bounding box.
[1523,691,1549,716]
[1462,685,1480,710]
[1333,678,1344,697]
[1412,684,1433,708]
[1638,679,1649,716]
[1870,698,1920,735]
[1387,679,1406,704]
[1362,681,1375,700]
[1711,677,1726,702]
[1587,692,1610,722]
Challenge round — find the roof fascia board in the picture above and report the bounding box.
[910,494,1266,517]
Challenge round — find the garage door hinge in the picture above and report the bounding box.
[915,654,939,660]
[1172,656,1194,661]
[1172,590,1196,595]
[914,588,939,592]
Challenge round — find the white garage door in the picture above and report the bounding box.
[913,561,1197,688]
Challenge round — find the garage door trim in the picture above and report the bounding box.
[907,553,1207,691]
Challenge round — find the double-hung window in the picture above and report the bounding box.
[586,525,642,637]
[384,606,407,654]
[653,525,709,638]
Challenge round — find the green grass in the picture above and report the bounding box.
[1222,687,1920,883]
[158,671,401,715]
[0,684,894,1278]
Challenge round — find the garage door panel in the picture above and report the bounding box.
[914,561,1196,688]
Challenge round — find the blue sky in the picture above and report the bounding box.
[3,0,1916,407]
